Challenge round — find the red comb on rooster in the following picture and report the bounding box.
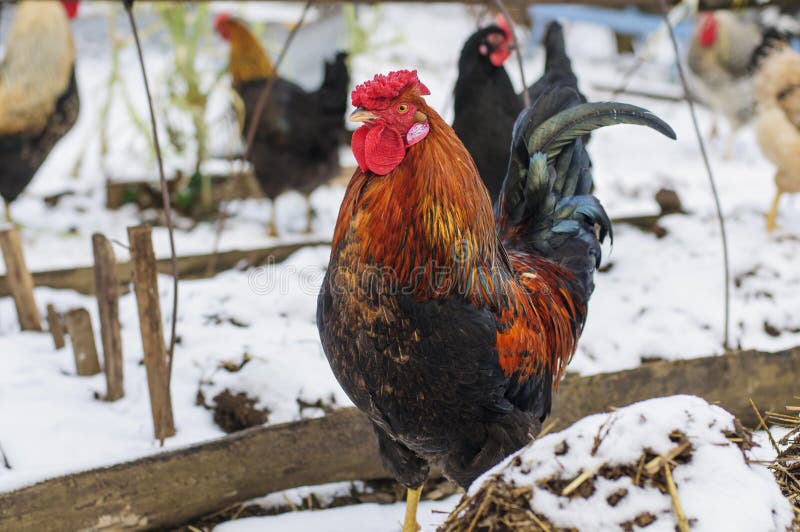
[349,70,432,175]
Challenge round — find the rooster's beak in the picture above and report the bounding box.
[349,108,379,123]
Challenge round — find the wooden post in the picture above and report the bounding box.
[46,304,65,349]
[128,225,175,440]
[64,308,101,376]
[0,227,42,331]
[93,234,124,401]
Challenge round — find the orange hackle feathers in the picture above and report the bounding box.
[214,15,275,86]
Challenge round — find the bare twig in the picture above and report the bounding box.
[123,0,180,397]
[658,0,731,350]
[664,463,690,532]
[644,440,691,475]
[0,441,11,470]
[750,398,780,454]
[561,468,597,497]
[491,0,531,108]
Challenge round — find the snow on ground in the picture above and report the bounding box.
[216,495,460,532]
[449,396,794,532]
[1,2,798,530]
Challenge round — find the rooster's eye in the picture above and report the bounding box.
[397,104,409,114]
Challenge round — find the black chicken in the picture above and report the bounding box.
[454,20,587,203]
[215,14,349,234]
[453,18,522,203]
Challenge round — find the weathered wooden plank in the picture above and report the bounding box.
[0,240,330,296]
[0,408,384,532]
[0,346,797,531]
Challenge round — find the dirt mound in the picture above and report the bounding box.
[441,396,793,531]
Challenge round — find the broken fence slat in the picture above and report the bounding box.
[128,225,175,442]
[45,304,65,350]
[93,233,124,401]
[0,228,42,332]
[64,308,101,377]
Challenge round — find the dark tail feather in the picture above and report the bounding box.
[542,21,572,75]
[498,87,676,298]
[750,28,790,71]
[317,51,350,110]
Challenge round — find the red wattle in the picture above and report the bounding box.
[351,124,406,175]
[352,126,369,172]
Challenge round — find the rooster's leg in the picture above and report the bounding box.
[305,194,314,234]
[708,117,719,140]
[722,130,738,160]
[766,190,782,233]
[3,199,11,224]
[267,201,278,237]
[402,485,423,532]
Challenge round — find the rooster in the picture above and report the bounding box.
[0,0,80,222]
[687,11,762,156]
[317,70,675,531]
[454,20,586,203]
[752,31,800,231]
[214,14,349,235]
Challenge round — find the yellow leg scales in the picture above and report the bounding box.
[402,486,423,532]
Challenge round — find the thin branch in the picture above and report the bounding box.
[658,0,731,350]
[122,0,180,410]
[491,0,531,108]
[0,441,11,470]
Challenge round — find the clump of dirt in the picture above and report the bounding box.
[211,390,270,433]
[655,188,683,215]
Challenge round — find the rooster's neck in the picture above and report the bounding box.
[333,110,504,302]
[227,24,275,85]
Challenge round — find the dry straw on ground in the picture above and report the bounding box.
[765,399,800,527]
[439,423,754,532]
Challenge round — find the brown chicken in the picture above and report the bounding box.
[687,11,761,156]
[0,0,80,222]
[317,70,675,531]
[753,33,800,231]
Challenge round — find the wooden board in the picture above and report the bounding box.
[1,346,798,531]
[0,240,330,297]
